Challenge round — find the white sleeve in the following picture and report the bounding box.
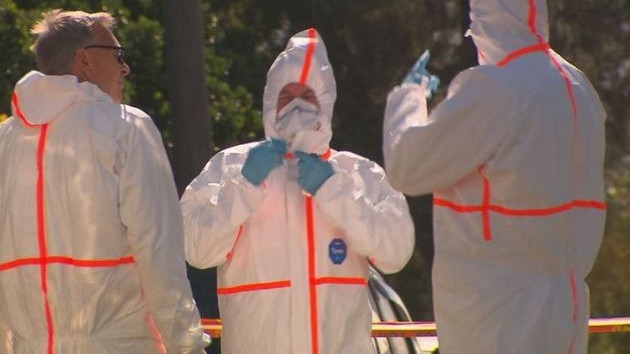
[383,69,517,196]
[118,113,207,354]
[314,153,415,274]
[180,147,265,269]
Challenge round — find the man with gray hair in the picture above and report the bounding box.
[0,9,209,353]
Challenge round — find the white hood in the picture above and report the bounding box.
[11,70,111,126]
[262,28,336,154]
[469,0,549,65]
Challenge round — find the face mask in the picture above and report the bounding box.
[275,98,321,144]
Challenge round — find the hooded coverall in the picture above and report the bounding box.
[182,28,415,354]
[0,71,207,353]
[382,1,606,353]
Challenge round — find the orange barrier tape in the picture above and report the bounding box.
[202,317,630,338]
[588,317,630,334]
[201,319,222,338]
[371,321,437,337]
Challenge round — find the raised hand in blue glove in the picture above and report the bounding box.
[294,151,335,195]
[403,49,440,99]
[242,139,287,186]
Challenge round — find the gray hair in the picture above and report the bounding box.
[30,9,115,75]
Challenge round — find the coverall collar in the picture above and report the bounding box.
[11,70,112,127]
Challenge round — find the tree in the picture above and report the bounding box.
[0,0,38,113]
[162,0,211,194]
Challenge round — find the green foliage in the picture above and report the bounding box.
[203,6,262,151]
[0,0,38,114]
[588,165,630,351]
[118,15,168,128]
[0,0,261,154]
[2,1,630,350]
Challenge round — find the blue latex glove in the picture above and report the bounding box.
[403,49,440,99]
[294,151,335,195]
[241,139,287,186]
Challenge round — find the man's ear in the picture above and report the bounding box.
[70,48,90,81]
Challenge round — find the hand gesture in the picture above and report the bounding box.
[403,49,440,99]
[241,139,287,186]
[294,151,334,195]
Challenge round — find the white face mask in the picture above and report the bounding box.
[275,98,321,144]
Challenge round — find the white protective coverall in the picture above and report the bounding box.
[383,1,606,353]
[182,28,415,354]
[0,71,207,354]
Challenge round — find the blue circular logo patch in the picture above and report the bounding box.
[328,238,347,265]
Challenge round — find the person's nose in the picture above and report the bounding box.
[122,62,131,77]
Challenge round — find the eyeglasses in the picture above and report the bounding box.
[84,45,126,65]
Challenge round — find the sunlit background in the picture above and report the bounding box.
[1,1,629,352]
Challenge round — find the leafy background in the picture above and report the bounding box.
[1,0,629,352]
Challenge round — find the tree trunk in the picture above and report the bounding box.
[163,0,212,195]
[163,7,219,354]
